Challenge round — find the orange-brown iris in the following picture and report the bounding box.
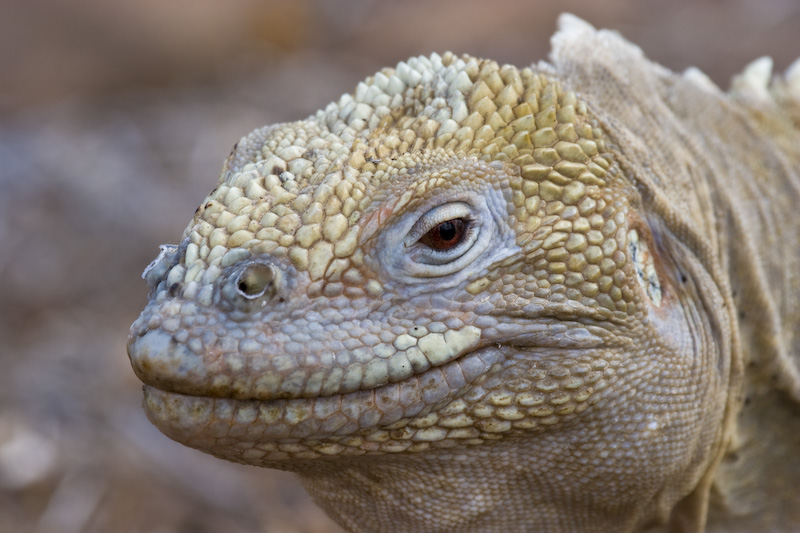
[420,219,467,250]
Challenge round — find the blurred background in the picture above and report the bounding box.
[0,0,797,531]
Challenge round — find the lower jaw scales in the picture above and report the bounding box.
[141,345,503,461]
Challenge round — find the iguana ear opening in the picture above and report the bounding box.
[626,222,663,309]
[611,200,738,531]
[623,211,688,317]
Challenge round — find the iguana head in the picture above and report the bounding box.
[128,15,754,532]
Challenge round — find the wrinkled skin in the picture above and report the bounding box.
[128,16,800,532]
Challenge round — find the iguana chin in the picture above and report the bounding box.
[126,14,800,532]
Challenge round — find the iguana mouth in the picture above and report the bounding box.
[128,312,495,401]
[128,292,609,404]
[138,342,505,447]
[138,331,612,462]
[130,305,609,452]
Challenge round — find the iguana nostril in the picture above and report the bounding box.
[236,263,278,299]
[217,256,287,314]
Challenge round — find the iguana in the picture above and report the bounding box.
[127,14,800,532]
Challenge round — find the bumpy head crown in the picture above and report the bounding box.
[175,52,628,316]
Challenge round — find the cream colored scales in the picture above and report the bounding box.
[129,15,800,533]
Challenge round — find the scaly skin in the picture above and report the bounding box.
[127,16,800,532]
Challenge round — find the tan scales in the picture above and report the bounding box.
[128,15,800,532]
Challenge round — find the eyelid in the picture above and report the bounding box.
[378,190,511,282]
[404,202,473,247]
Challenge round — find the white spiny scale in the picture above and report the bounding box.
[322,101,338,117]
[220,248,249,268]
[165,264,185,287]
[451,97,469,123]
[205,245,226,266]
[184,263,203,284]
[367,113,380,130]
[277,145,306,161]
[438,119,459,136]
[395,61,410,82]
[411,55,428,73]
[732,56,773,101]
[405,62,423,86]
[388,92,403,108]
[372,71,389,91]
[430,52,443,71]
[201,264,222,285]
[182,281,198,300]
[195,283,213,307]
[339,127,355,144]
[365,84,384,106]
[351,103,372,122]
[355,81,369,102]
[449,69,474,96]
[786,57,800,97]
[372,93,391,109]
[420,67,434,85]
[435,77,449,96]
[557,12,596,35]
[442,65,458,85]
[184,242,199,266]
[386,73,405,96]
[374,105,391,122]
[337,94,355,119]
[431,107,452,125]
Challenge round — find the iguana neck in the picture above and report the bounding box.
[698,94,800,528]
[708,96,800,396]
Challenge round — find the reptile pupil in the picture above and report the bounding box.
[420,218,466,250]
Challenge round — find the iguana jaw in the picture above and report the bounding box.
[137,340,503,462]
[130,298,616,462]
[136,338,621,464]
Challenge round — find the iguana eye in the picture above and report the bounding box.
[403,202,482,269]
[380,186,513,281]
[420,218,467,250]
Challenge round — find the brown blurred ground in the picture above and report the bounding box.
[0,1,797,532]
